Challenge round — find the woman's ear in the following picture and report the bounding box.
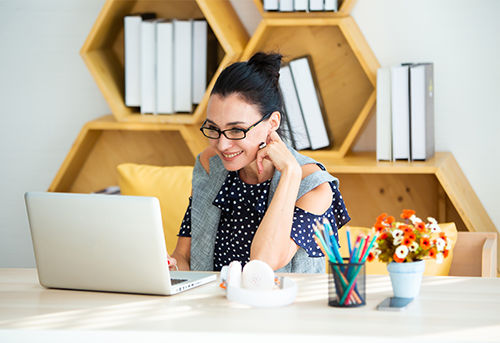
[269,111,281,132]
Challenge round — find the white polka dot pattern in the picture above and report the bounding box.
[178,171,350,271]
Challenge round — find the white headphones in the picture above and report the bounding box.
[220,260,298,308]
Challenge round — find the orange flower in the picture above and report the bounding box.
[393,253,405,263]
[400,225,412,233]
[385,216,395,224]
[404,232,416,241]
[376,213,388,222]
[378,232,388,241]
[367,251,375,262]
[420,237,431,250]
[439,232,447,239]
[415,222,426,232]
[443,249,450,258]
[402,236,414,247]
[374,222,385,233]
[401,209,416,219]
[428,248,437,259]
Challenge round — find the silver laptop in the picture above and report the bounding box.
[25,192,216,295]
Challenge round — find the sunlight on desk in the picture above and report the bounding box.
[1,269,499,342]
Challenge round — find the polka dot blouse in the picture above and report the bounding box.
[178,170,350,271]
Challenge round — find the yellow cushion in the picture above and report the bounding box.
[337,223,458,276]
[117,163,193,254]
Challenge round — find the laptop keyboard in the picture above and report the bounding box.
[171,278,188,285]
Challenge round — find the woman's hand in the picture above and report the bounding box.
[256,131,301,176]
[167,254,178,271]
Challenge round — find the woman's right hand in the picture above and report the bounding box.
[167,254,178,271]
[256,130,301,177]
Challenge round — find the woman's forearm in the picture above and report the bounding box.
[250,165,302,270]
[171,237,191,271]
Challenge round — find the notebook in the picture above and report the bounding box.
[24,192,216,296]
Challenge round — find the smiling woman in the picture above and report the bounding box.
[168,52,351,273]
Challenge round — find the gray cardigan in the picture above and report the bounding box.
[190,147,338,273]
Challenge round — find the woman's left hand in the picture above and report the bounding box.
[256,131,301,176]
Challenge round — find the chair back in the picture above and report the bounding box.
[448,232,498,277]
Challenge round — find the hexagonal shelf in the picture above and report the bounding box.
[49,116,208,194]
[81,0,249,125]
[240,16,380,158]
[253,0,358,18]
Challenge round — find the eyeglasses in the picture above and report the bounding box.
[199,112,272,140]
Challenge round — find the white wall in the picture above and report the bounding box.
[0,0,110,267]
[0,0,498,268]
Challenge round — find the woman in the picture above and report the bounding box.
[169,52,350,273]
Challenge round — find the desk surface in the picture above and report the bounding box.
[1,268,499,342]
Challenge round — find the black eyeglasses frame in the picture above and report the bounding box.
[199,112,273,140]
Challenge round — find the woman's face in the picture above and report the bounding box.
[205,93,276,171]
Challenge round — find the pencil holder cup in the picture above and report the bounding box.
[328,259,366,308]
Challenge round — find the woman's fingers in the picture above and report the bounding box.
[257,130,299,174]
[167,255,178,271]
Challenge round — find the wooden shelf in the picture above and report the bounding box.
[49,115,207,194]
[50,0,497,270]
[80,0,249,125]
[312,152,497,241]
[241,15,379,158]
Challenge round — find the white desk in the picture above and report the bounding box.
[0,268,499,342]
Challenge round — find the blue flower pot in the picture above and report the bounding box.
[387,260,425,298]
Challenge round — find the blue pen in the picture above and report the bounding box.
[346,226,352,258]
[316,219,334,255]
[322,218,343,265]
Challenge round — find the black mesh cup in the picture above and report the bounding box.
[328,258,366,308]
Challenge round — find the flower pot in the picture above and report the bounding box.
[387,260,425,298]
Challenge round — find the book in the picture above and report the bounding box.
[309,0,325,11]
[280,114,295,148]
[289,56,330,150]
[376,67,392,161]
[173,19,193,113]
[124,13,155,107]
[156,20,174,114]
[140,19,157,114]
[263,0,279,11]
[324,0,338,11]
[390,64,411,160]
[410,63,435,161]
[294,0,308,11]
[279,65,310,150]
[279,0,294,12]
[192,20,207,105]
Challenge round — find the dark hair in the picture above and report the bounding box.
[210,52,288,137]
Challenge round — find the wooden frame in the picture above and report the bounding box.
[80,0,249,125]
[240,16,379,158]
[48,116,207,194]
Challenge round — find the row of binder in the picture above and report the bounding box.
[124,13,207,115]
[279,56,330,151]
[264,0,339,12]
[376,63,435,162]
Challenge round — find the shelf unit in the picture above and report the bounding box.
[48,115,207,194]
[51,0,498,268]
[81,0,249,125]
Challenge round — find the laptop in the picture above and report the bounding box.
[24,192,216,296]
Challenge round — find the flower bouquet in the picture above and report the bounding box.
[368,209,452,264]
[367,210,452,298]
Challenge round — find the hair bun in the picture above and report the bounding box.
[247,52,283,85]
